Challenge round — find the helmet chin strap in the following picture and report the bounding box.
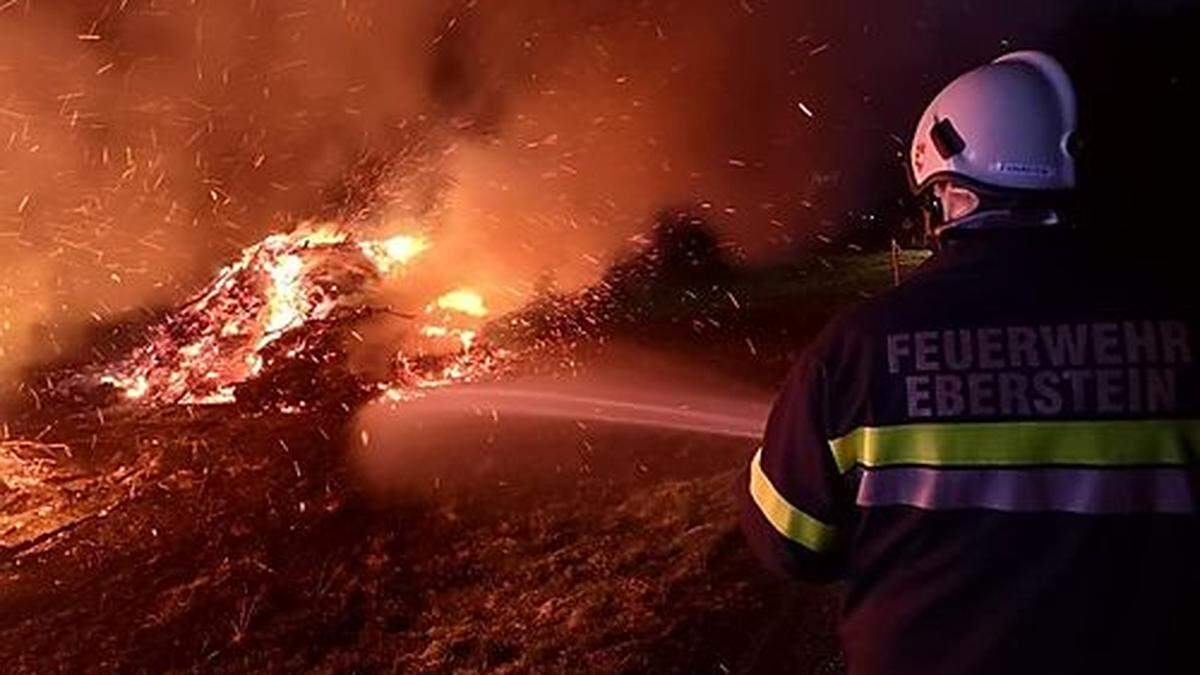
[934,207,1066,241]
[921,178,1071,247]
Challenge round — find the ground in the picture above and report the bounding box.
[0,252,924,673]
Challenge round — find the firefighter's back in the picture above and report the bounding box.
[831,232,1199,675]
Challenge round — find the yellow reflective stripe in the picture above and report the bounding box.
[749,448,839,553]
[829,418,1200,473]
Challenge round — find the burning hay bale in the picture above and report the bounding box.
[96,224,427,406]
[11,208,756,420]
[52,222,508,413]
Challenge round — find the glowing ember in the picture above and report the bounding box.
[434,289,488,318]
[262,254,307,337]
[1,441,117,550]
[420,326,480,352]
[96,222,467,406]
[360,234,431,274]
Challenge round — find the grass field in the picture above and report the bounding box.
[1,251,929,673]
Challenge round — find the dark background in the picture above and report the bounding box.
[799,0,1198,250]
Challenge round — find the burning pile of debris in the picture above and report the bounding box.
[52,223,511,412]
[16,211,744,419]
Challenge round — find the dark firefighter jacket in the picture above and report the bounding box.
[739,229,1199,675]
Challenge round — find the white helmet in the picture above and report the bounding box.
[909,50,1078,198]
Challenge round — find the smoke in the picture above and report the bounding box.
[0,1,437,376]
[421,0,831,297]
[7,0,1173,384]
[0,0,835,383]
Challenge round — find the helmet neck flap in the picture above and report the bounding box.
[908,50,1079,245]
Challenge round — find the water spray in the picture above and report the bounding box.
[372,379,771,441]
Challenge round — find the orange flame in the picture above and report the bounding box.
[360,234,431,274]
[434,289,488,318]
[261,254,307,337]
[97,222,505,406]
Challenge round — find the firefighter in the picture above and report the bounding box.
[739,51,1198,675]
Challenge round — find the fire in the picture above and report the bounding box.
[95,222,504,408]
[434,289,488,318]
[262,254,307,338]
[420,325,479,351]
[416,288,489,355]
[360,234,431,274]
